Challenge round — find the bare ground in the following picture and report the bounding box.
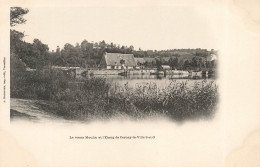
[10,98,62,122]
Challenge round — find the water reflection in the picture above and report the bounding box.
[78,74,216,89]
[81,73,215,80]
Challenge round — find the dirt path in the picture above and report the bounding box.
[10,98,62,122]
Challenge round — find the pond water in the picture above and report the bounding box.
[84,74,216,89]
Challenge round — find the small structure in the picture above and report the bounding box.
[51,66,80,70]
[50,66,81,78]
[100,52,137,70]
[161,65,171,70]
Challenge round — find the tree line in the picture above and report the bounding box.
[11,7,217,71]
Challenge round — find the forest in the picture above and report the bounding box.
[12,32,216,70]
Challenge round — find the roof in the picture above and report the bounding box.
[104,53,137,66]
[134,58,145,64]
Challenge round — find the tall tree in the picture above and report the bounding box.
[10,7,29,66]
[155,58,162,69]
[168,57,178,69]
[10,7,29,97]
[191,57,198,69]
[10,7,29,27]
[183,60,190,70]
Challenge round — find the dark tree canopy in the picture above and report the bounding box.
[10,7,50,69]
[10,7,29,27]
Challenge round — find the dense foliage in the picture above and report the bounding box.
[112,80,218,120]
[10,7,29,27]
[10,7,218,121]
[50,41,216,70]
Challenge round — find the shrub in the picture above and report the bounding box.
[11,69,71,100]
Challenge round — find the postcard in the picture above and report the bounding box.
[1,0,260,166]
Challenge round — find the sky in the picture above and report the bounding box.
[13,4,224,51]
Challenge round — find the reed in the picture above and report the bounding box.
[11,69,218,121]
[111,80,218,120]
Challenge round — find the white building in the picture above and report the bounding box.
[100,52,137,70]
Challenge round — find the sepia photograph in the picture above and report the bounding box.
[10,6,218,123]
[1,0,260,167]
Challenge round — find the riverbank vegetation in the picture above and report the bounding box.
[11,69,218,121]
[10,7,218,121]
